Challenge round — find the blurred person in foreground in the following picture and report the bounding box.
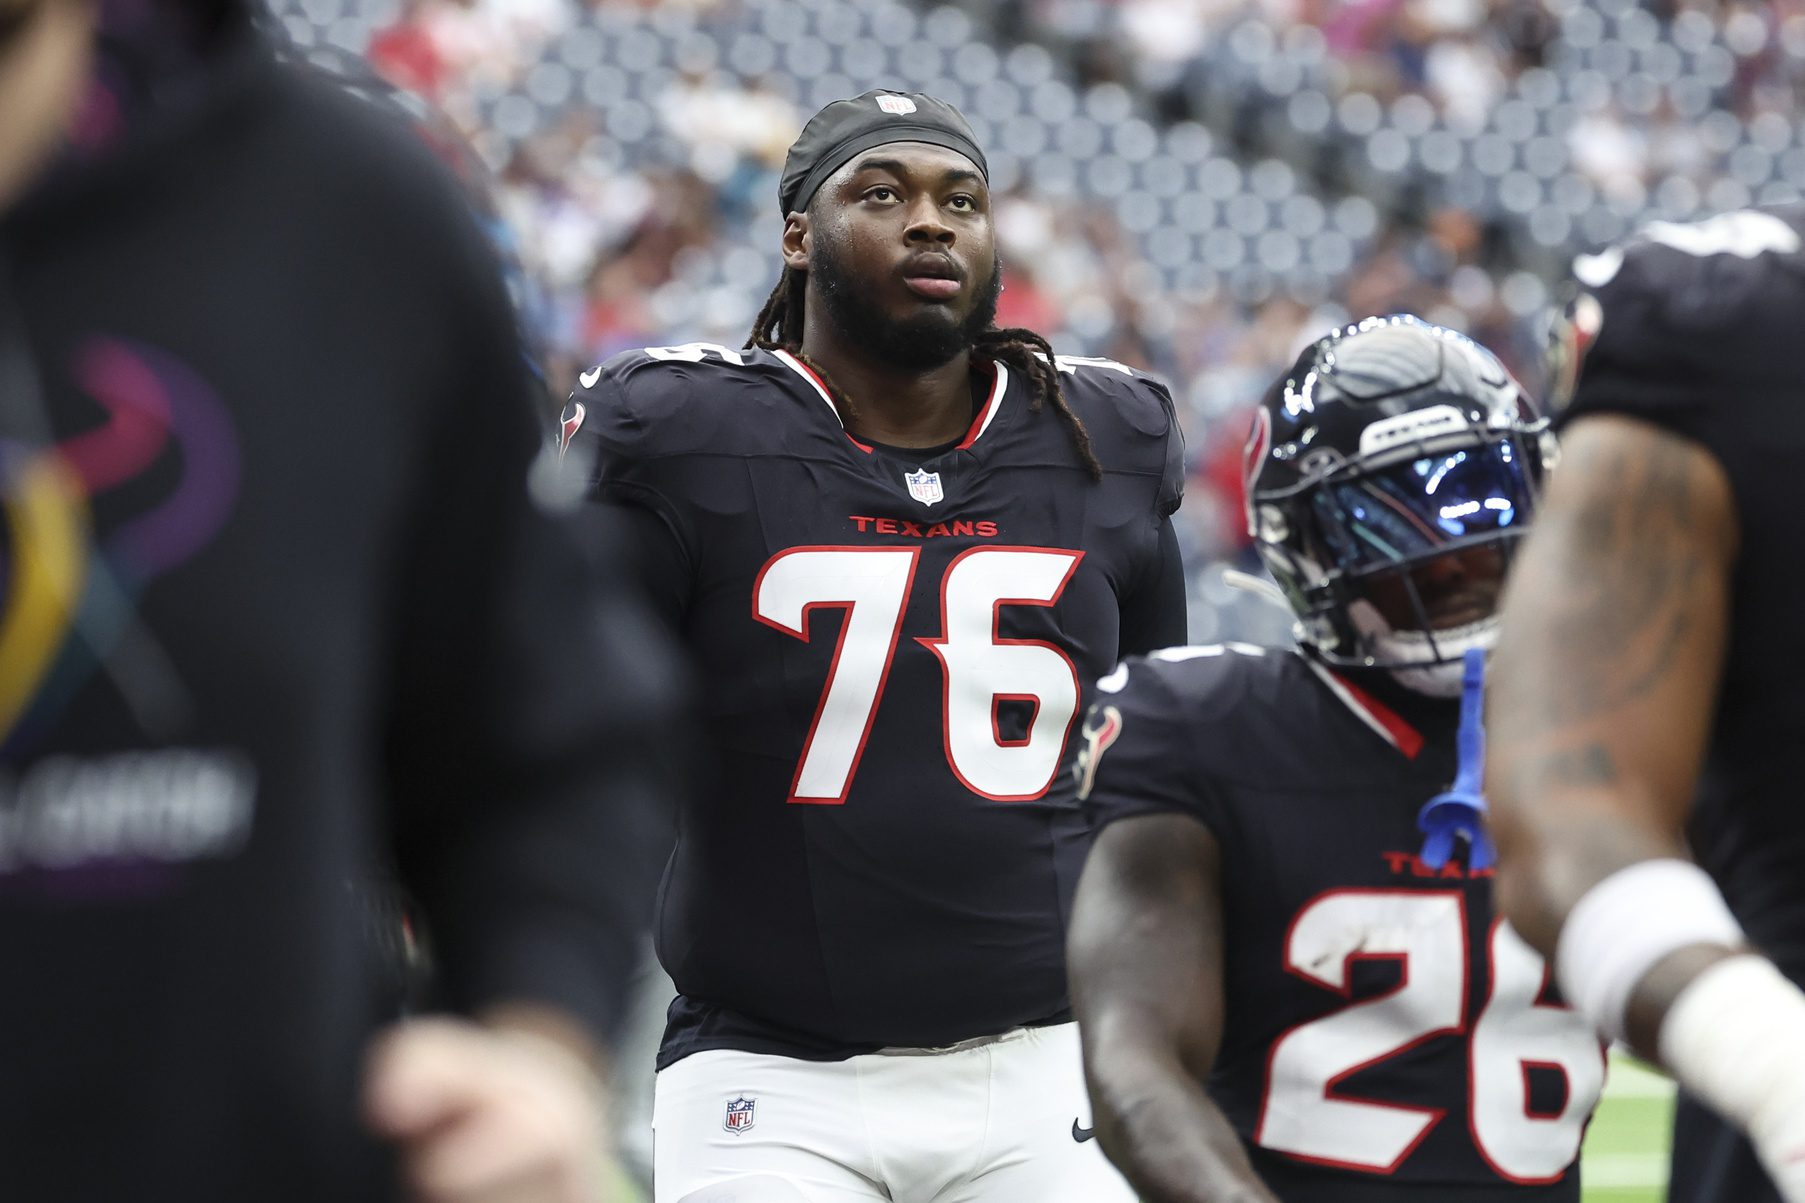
[563,89,1186,1200]
[1487,207,1805,1203]
[1068,316,1602,1203]
[0,0,683,1199]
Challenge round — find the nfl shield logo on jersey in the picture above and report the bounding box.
[905,468,943,506]
[723,1096,756,1135]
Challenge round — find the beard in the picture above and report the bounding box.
[809,238,1003,371]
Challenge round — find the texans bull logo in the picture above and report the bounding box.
[1072,704,1123,802]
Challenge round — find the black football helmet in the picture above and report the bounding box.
[1243,315,1553,694]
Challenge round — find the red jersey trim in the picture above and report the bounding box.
[954,360,1009,449]
[774,350,1010,454]
[1303,660,1425,760]
[774,349,874,453]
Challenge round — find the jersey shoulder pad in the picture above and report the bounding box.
[1044,354,1185,511]
[1568,206,1805,419]
[1079,643,1278,825]
[1096,642,1276,730]
[565,343,793,466]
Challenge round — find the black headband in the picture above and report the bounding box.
[779,89,988,217]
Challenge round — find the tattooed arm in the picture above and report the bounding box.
[1488,412,1739,1053]
[1489,415,1805,1200]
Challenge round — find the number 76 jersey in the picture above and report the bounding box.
[1080,645,1607,1202]
[567,343,1184,1062]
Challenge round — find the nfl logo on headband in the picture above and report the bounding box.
[875,94,917,115]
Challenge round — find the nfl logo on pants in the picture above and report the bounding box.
[723,1096,756,1135]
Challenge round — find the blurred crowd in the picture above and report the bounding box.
[274,0,1802,642]
[1000,0,1805,256]
[1004,0,1805,208]
[988,0,1557,124]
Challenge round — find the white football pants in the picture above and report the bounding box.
[652,1022,1136,1203]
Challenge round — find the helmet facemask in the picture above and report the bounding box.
[1257,426,1547,696]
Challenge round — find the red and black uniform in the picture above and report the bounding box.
[568,343,1186,1065]
[1082,645,1606,1202]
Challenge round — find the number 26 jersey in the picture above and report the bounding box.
[567,343,1184,1065]
[1081,646,1607,1202]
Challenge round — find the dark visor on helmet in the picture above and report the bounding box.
[1309,437,1536,577]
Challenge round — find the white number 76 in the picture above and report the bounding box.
[753,545,1085,804]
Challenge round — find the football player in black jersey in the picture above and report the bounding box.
[563,90,1185,1201]
[1069,316,1605,1203]
[1487,207,1805,1203]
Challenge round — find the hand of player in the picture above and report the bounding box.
[364,1015,621,1203]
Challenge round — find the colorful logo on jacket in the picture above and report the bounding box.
[723,1095,757,1134]
[0,337,240,757]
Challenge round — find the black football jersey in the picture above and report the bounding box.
[569,343,1184,1063]
[1560,206,1805,983]
[1081,645,1605,1202]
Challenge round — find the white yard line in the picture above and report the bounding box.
[1604,1054,1679,1100]
[1583,1153,1672,1189]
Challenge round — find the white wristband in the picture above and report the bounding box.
[1555,858,1743,1042]
[1659,954,1805,1194]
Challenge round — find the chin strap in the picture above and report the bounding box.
[1220,567,1292,611]
[1416,647,1495,871]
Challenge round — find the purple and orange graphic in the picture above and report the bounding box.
[0,337,241,756]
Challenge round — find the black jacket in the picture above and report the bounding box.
[0,3,682,1198]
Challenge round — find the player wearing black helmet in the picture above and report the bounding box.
[1243,317,1552,698]
[1068,316,1603,1203]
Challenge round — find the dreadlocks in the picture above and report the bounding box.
[746,267,1104,481]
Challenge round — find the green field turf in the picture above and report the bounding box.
[1583,1051,1676,1203]
[610,1165,647,1203]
